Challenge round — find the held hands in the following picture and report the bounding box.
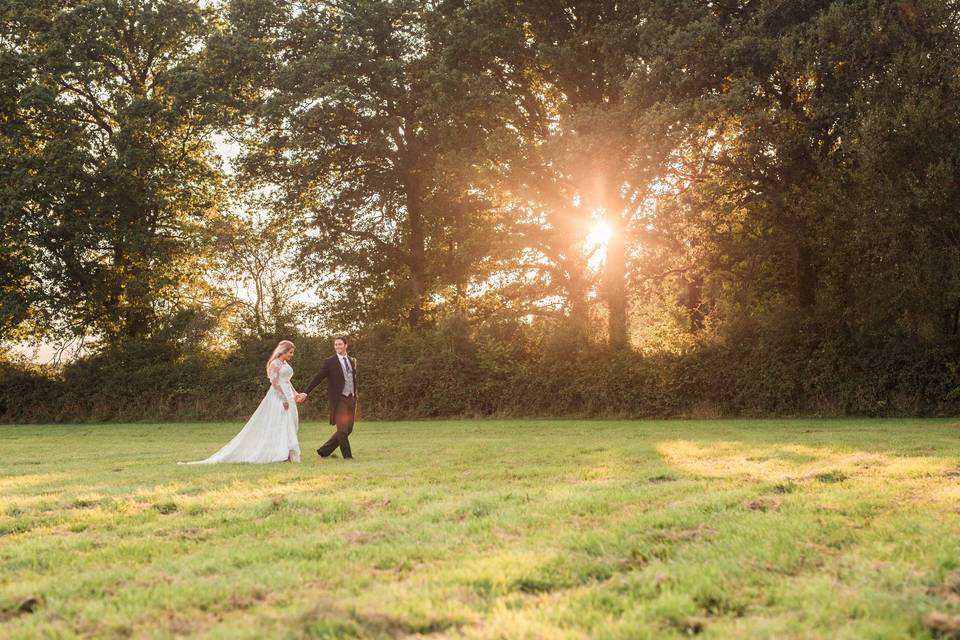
[294,393,307,403]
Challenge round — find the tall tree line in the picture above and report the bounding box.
[3,0,959,364]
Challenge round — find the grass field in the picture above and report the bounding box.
[2,419,960,639]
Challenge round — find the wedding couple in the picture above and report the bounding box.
[184,336,358,464]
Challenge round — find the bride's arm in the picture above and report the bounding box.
[269,360,290,410]
[291,380,305,402]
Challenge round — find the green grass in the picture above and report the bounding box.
[2,419,960,639]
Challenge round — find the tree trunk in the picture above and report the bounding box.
[604,217,628,347]
[111,213,150,342]
[405,183,427,330]
[566,258,591,328]
[794,239,817,310]
[685,273,706,332]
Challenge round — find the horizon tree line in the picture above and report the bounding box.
[3,0,959,363]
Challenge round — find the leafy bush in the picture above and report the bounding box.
[3,318,959,423]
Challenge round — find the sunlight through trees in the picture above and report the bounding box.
[3,0,960,420]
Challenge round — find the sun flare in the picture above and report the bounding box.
[586,222,613,249]
[585,221,612,270]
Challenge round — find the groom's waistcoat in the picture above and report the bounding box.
[339,357,355,396]
[304,354,358,426]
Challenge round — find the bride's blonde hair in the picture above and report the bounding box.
[266,340,295,377]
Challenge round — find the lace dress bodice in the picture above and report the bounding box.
[268,359,295,401]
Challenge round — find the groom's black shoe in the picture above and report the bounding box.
[317,448,329,458]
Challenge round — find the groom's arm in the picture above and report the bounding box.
[303,360,329,396]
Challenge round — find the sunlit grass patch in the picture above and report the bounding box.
[657,438,960,494]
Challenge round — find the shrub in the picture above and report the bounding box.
[3,318,959,423]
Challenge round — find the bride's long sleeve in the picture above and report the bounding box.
[269,360,289,405]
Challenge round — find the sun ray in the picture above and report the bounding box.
[585,221,612,270]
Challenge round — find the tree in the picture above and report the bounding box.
[225,0,525,330]
[493,1,696,346]
[633,0,960,348]
[209,205,308,338]
[0,13,42,342]
[2,0,227,345]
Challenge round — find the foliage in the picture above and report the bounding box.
[3,0,960,420]
[4,317,960,423]
[1,0,228,344]
[219,0,528,329]
[208,206,309,338]
[633,0,960,347]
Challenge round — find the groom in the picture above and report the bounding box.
[299,335,358,459]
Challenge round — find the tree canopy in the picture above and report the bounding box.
[3,0,960,418]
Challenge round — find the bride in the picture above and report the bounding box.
[184,340,303,464]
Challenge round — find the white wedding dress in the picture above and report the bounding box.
[184,358,301,464]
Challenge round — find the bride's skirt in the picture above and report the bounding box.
[183,390,300,464]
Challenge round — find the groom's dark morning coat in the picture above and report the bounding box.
[303,355,358,425]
